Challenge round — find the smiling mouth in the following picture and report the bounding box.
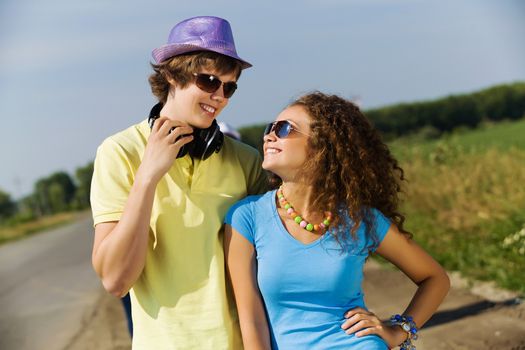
[265,148,281,155]
[200,103,216,115]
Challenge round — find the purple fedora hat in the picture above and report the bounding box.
[152,16,252,69]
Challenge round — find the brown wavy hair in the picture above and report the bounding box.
[148,51,243,104]
[270,92,410,247]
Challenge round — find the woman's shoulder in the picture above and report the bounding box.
[232,190,274,209]
[225,190,275,229]
[367,207,391,228]
[361,207,392,250]
[334,207,391,252]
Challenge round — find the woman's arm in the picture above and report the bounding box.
[224,224,272,350]
[376,224,450,328]
[342,224,450,347]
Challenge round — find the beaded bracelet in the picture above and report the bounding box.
[388,314,418,350]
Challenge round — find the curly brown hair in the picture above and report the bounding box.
[270,92,410,247]
[148,51,243,104]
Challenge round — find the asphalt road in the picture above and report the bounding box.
[0,213,102,350]
[1,214,524,350]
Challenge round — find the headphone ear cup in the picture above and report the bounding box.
[176,141,194,158]
[148,103,223,160]
[189,120,224,160]
[148,103,163,129]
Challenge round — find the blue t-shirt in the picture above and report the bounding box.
[225,190,391,350]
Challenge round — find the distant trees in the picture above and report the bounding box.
[0,189,16,222]
[238,82,525,151]
[475,83,525,121]
[366,82,525,139]
[73,162,94,209]
[33,172,76,215]
[0,161,94,224]
[238,124,266,154]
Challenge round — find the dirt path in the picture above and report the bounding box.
[363,260,525,350]
[67,290,131,350]
[70,260,525,349]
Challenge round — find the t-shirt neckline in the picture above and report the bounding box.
[269,189,329,249]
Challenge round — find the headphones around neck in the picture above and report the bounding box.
[148,103,224,160]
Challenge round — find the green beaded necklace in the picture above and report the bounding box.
[277,186,332,232]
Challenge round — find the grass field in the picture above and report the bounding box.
[388,119,525,293]
[0,211,81,245]
[390,118,525,160]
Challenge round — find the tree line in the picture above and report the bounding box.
[0,162,93,225]
[1,81,524,224]
[240,81,525,152]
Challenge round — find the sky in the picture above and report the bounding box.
[0,0,524,198]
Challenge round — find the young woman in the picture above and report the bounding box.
[90,16,267,349]
[224,92,450,349]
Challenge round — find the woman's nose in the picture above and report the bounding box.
[263,131,277,142]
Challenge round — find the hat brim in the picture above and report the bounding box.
[152,43,252,69]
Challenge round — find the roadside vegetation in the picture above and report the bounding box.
[0,211,80,244]
[0,162,93,244]
[390,119,525,293]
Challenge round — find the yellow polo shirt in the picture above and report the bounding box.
[91,120,267,349]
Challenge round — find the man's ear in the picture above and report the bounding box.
[165,76,178,98]
[166,76,177,86]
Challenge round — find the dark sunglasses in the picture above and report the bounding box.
[263,120,310,139]
[193,73,238,98]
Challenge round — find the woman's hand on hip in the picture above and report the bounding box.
[341,307,407,348]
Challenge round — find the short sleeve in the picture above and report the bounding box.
[247,153,269,195]
[90,138,135,226]
[233,141,268,195]
[369,208,392,252]
[224,197,256,245]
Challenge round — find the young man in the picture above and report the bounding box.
[90,16,267,349]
